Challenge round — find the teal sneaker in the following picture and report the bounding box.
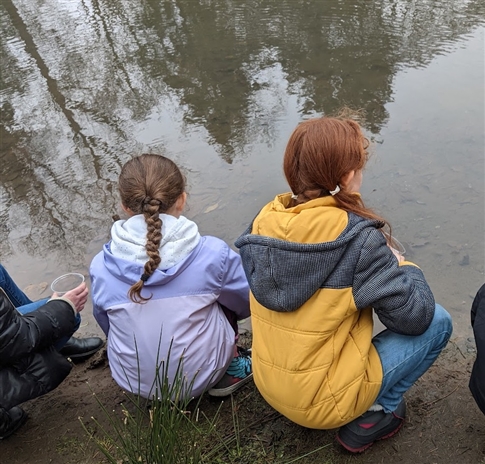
[208,348,253,397]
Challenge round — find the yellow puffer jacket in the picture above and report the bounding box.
[235,193,435,429]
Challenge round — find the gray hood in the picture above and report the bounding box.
[235,213,382,312]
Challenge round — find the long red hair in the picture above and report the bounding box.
[283,116,388,227]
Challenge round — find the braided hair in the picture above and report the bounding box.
[118,154,185,303]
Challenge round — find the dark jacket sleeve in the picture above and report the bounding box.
[352,228,435,335]
[0,290,75,410]
[470,283,485,415]
[0,290,76,365]
[0,348,73,411]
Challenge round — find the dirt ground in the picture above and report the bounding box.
[1,332,484,464]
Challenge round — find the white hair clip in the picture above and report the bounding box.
[329,185,340,196]
[291,193,298,200]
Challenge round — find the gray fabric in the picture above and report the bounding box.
[235,212,435,336]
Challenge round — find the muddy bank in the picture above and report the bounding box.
[1,334,483,464]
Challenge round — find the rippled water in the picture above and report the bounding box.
[1,0,484,335]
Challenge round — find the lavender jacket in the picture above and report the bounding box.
[90,236,250,399]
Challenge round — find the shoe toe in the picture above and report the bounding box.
[0,407,28,440]
[60,337,105,361]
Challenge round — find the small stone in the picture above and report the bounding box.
[23,282,49,299]
[459,255,470,266]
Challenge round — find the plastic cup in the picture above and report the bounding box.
[51,273,85,296]
[382,231,406,255]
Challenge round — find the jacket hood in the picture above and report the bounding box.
[107,213,201,287]
[110,214,201,271]
[235,193,382,312]
[103,235,202,288]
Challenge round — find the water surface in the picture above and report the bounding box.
[1,0,484,336]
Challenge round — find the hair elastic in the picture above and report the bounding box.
[329,185,340,196]
[143,197,161,206]
[140,273,150,282]
[291,194,298,200]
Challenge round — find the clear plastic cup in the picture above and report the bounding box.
[51,273,85,296]
[382,231,406,255]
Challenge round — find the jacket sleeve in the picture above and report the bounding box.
[90,253,110,336]
[0,291,76,365]
[470,283,485,415]
[471,284,485,328]
[0,348,73,411]
[352,228,435,335]
[92,301,110,336]
[218,245,251,321]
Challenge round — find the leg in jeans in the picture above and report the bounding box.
[0,264,80,349]
[16,298,51,314]
[373,304,453,413]
[0,264,34,307]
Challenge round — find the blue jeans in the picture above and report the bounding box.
[0,264,79,349]
[373,304,453,413]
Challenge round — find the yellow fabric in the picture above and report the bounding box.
[253,194,348,244]
[250,193,383,429]
[400,260,420,268]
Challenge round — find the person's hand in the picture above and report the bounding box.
[55,282,89,313]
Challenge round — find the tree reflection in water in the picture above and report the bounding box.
[0,0,484,264]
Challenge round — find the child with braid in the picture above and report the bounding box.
[90,154,251,400]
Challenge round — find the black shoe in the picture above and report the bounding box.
[336,400,406,453]
[59,337,104,363]
[0,407,28,440]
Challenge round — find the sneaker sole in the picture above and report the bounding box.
[207,373,253,397]
[336,419,404,453]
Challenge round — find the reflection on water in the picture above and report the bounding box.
[0,0,484,334]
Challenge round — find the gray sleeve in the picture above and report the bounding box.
[352,229,435,335]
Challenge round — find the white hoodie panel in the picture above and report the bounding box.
[110,214,201,270]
